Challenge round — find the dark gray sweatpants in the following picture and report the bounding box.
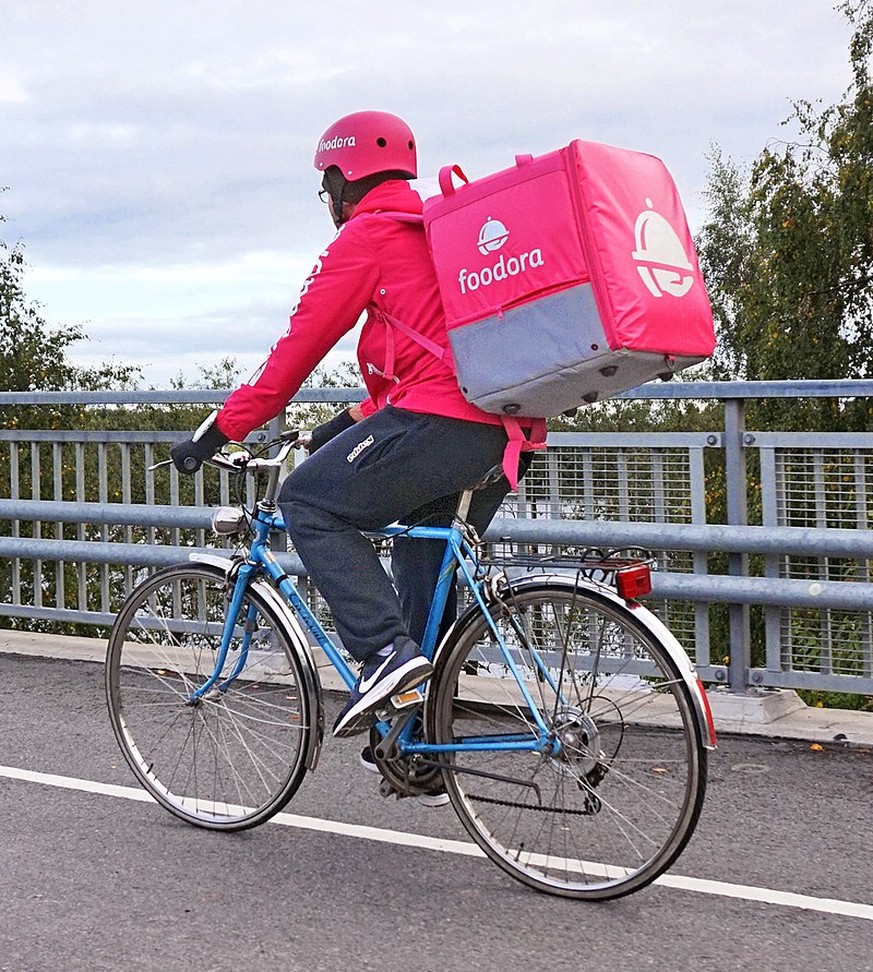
[278,406,512,663]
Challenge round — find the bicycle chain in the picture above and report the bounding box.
[468,792,601,816]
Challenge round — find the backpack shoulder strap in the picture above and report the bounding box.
[368,305,454,388]
[372,210,425,226]
[375,307,453,367]
[367,209,453,372]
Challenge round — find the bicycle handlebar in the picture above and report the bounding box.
[149,430,305,475]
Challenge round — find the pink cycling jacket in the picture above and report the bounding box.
[216,180,503,442]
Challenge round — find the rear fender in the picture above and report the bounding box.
[431,572,716,750]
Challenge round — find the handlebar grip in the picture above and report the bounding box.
[182,456,200,473]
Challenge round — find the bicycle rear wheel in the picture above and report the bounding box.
[106,562,315,831]
[427,579,707,899]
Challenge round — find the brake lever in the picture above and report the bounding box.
[209,452,251,472]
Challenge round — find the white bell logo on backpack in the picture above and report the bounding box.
[477,217,509,255]
[632,198,695,299]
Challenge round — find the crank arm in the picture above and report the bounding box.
[373,705,420,762]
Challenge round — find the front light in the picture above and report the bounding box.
[212,506,246,536]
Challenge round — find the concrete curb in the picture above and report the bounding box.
[4,630,872,748]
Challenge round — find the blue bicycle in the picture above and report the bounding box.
[105,430,716,900]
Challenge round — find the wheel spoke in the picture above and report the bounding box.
[428,580,707,899]
[106,564,312,831]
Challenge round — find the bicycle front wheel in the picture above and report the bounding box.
[427,580,707,900]
[106,562,315,831]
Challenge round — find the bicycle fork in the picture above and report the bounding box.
[185,562,259,704]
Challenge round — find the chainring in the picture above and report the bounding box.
[366,725,443,798]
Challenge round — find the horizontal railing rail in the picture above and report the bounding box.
[2,379,872,698]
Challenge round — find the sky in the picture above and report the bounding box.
[0,0,857,388]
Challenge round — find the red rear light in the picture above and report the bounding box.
[615,563,652,600]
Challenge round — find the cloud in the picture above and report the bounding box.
[0,0,857,386]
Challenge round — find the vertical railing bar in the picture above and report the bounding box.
[652,450,666,524]
[545,448,560,522]
[858,451,872,677]
[194,465,205,554]
[145,443,156,549]
[97,442,110,614]
[690,445,711,668]
[811,449,833,676]
[724,398,750,692]
[76,443,87,613]
[758,443,784,681]
[53,442,65,612]
[617,447,630,520]
[30,442,43,609]
[121,443,133,592]
[10,442,20,604]
[170,467,180,551]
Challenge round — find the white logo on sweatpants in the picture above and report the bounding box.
[347,435,375,463]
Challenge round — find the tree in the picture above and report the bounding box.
[0,212,139,429]
[696,0,873,430]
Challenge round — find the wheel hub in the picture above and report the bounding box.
[549,706,602,778]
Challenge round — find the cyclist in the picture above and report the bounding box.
[171,110,535,739]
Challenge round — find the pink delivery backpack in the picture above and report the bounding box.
[377,139,715,484]
[423,139,715,416]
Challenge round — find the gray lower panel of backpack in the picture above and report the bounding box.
[448,283,706,417]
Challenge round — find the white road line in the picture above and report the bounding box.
[3,763,872,922]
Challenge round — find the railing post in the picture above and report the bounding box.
[723,397,751,693]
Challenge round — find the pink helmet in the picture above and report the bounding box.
[314,110,417,181]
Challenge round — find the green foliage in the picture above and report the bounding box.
[696,0,873,431]
[796,689,873,711]
[286,360,363,431]
[548,390,721,435]
[0,222,140,429]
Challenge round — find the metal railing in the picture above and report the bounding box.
[1,381,871,697]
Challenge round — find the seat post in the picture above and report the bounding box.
[455,488,474,523]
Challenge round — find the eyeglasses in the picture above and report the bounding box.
[318,189,330,204]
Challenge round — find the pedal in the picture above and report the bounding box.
[390,687,424,710]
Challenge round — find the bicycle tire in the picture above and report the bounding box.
[106,562,315,831]
[426,578,708,900]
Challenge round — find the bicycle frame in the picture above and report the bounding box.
[181,439,714,766]
[189,491,556,759]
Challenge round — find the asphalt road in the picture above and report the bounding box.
[1,652,872,972]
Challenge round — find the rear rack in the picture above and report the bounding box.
[481,548,657,599]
